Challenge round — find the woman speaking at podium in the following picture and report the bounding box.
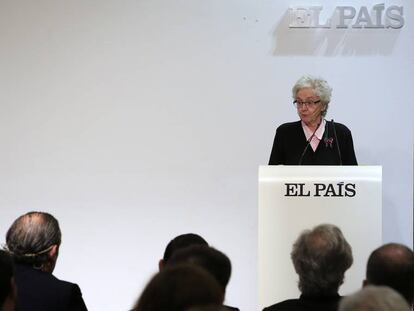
[268,75,357,165]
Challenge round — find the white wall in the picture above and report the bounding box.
[0,0,412,310]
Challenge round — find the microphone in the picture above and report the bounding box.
[331,119,342,165]
[298,122,320,165]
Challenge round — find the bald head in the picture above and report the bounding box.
[365,243,414,305]
[6,211,61,271]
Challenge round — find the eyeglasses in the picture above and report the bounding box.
[293,99,321,109]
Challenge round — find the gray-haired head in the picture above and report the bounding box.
[5,211,61,269]
[292,75,332,117]
[338,286,410,311]
[291,224,353,296]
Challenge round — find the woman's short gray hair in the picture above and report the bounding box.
[338,286,410,311]
[291,224,353,296]
[5,211,61,267]
[292,75,332,117]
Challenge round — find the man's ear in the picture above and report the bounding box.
[49,244,59,259]
[44,244,60,273]
[158,259,165,271]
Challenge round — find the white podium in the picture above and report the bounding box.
[258,166,382,310]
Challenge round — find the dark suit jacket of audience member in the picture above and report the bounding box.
[263,294,342,311]
[14,263,87,311]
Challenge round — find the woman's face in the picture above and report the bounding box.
[295,88,324,127]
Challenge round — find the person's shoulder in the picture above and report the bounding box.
[53,275,83,293]
[276,121,301,132]
[14,264,87,310]
[15,263,56,283]
[55,277,80,289]
[54,277,87,310]
[263,298,301,311]
[328,120,352,133]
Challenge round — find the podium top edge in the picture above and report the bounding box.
[258,165,382,180]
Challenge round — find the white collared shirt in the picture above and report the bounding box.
[302,119,326,152]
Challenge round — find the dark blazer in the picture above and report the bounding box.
[14,263,88,311]
[268,120,357,165]
[263,294,342,311]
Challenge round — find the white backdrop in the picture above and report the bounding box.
[0,0,412,310]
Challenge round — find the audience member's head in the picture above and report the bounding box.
[291,224,353,296]
[159,233,208,270]
[6,211,61,273]
[338,286,410,311]
[169,245,232,294]
[133,264,223,311]
[364,243,414,305]
[0,250,17,311]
